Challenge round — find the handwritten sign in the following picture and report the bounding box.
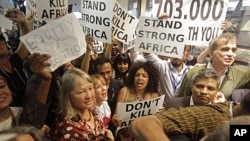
[112,0,138,44]
[117,95,164,129]
[242,19,250,31]
[135,16,188,58]
[81,0,112,43]
[36,0,68,21]
[26,0,42,29]
[153,0,229,46]
[20,13,86,72]
[0,15,12,30]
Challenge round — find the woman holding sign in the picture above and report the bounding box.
[112,61,159,141]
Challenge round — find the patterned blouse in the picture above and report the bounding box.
[51,109,105,141]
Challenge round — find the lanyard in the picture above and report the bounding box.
[170,68,187,93]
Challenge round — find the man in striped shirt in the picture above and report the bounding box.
[128,92,250,141]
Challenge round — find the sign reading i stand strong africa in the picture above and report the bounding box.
[36,0,68,21]
[135,16,188,58]
[81,0,112,43]
[112,0,139,44]
[153,0,229,46]
[20,13,86,72]
[117,95,164,130]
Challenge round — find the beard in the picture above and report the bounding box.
[171,59,183,67]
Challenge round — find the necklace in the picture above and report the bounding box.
[83,110,92,122]
[134,89,145,101]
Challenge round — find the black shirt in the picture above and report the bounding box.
[0,53,27,106]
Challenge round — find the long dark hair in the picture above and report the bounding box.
[113,53,131,81]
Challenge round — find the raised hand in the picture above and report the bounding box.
[4,8,27,23]
[28,53,52,80]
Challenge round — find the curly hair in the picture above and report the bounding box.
[124,61,159,93]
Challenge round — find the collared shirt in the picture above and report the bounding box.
[144,54,193,106]
[207,62,228,88]
[190,96,212,106]
[169,63,189,94]
[178,64,250,99]
[190,96,195,106]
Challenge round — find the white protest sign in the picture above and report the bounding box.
[36,0,68,21]
[93,40,104,54]
[81,0,112,43]
[135,16,188,58]
[26,0,46,30]
[112,0,139,44]
[20,13,86,72]
[26,0,38,20]
[117,95,164,129]
[153,0,229,46]
[0,15,12,30]
[123,39,135,52]
[242,20,250,31]
[186,20,223,45]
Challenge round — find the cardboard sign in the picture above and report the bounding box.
[20,13,86,72]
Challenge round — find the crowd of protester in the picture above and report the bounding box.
[0,6,250,141]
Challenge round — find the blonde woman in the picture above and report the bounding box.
[51,68,114,141]
[91,74,111,128]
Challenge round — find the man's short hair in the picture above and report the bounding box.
[93,56,113,72]
[191,68,220,88]
[209,32,237,51]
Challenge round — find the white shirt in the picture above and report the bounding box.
[207,62,228,88]
[0,107,23,131]
[95,101,111,128]
[144,54,193,107]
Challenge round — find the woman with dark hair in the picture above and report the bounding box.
[0,53,52,131]
[113,53,131,82]
[111,61,159,141]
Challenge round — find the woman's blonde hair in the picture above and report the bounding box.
[59,68,93,119]
[90,74,106,88]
